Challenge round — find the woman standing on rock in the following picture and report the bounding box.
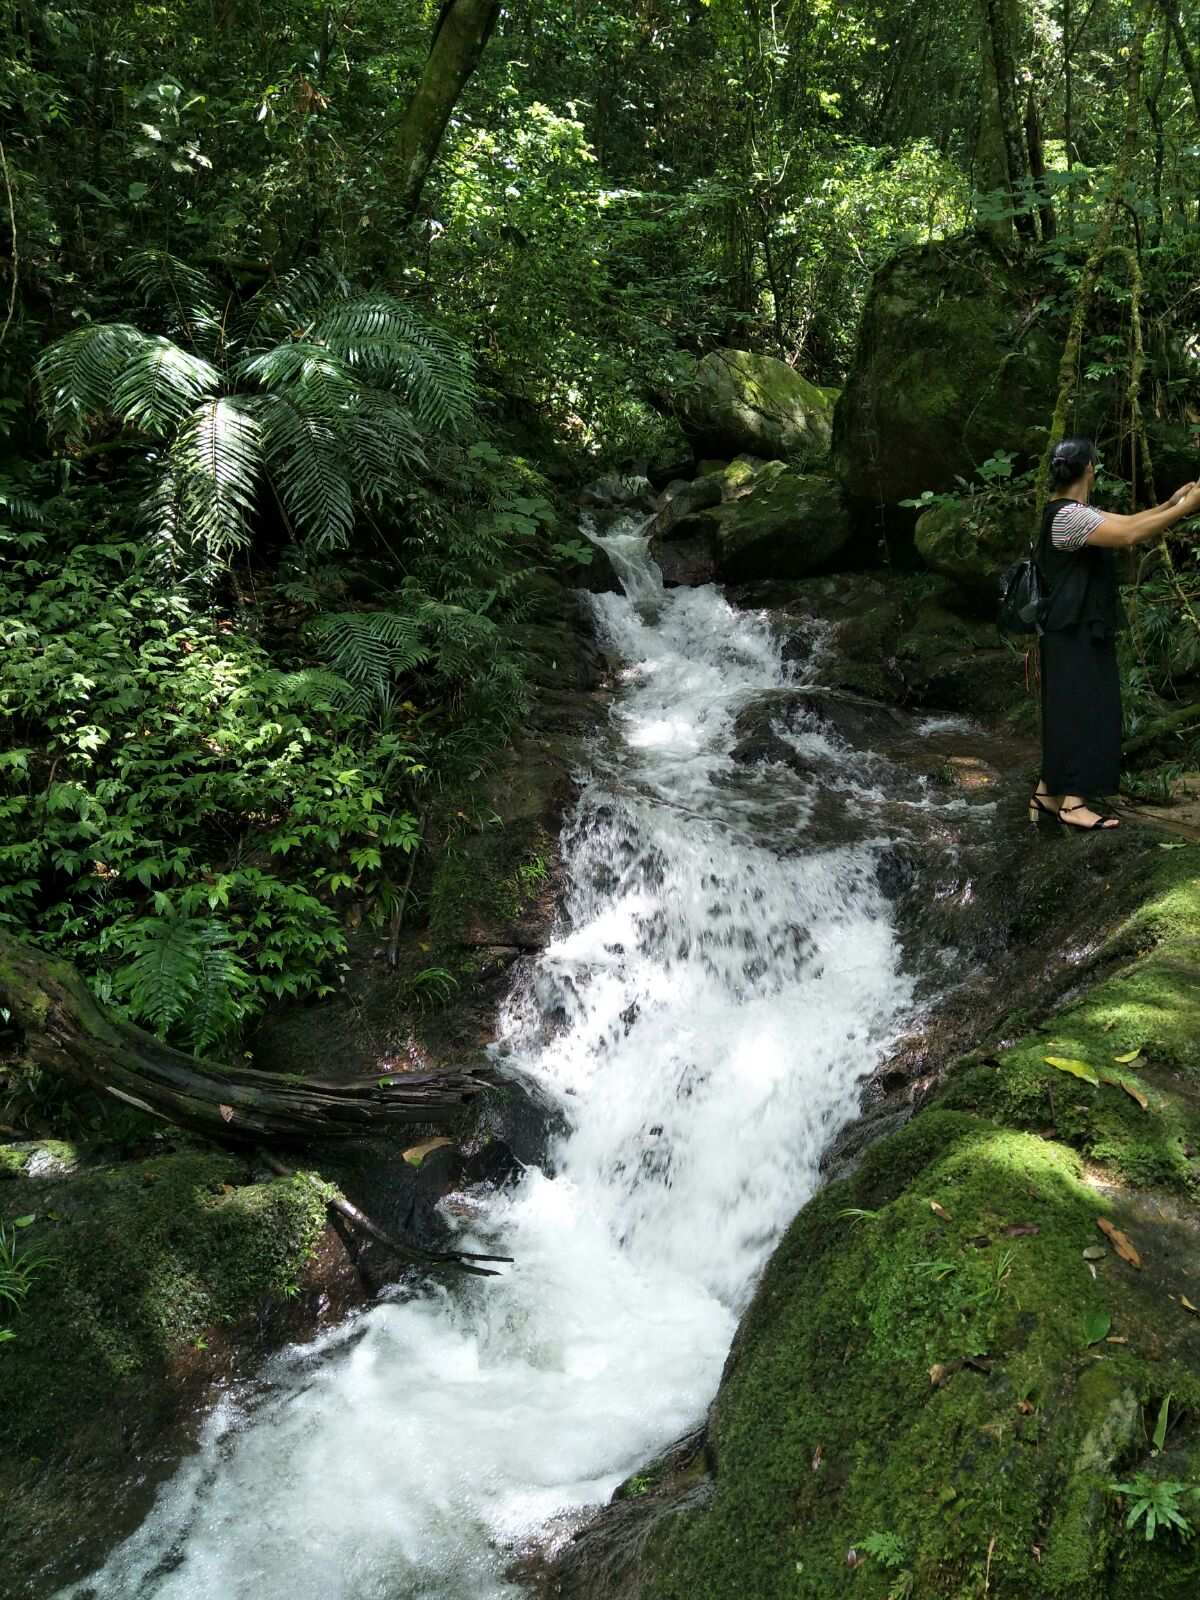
[1030,437,1200,830]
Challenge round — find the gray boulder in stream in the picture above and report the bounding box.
[675,349,838,463]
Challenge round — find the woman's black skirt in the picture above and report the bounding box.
[1040,624,1121,795]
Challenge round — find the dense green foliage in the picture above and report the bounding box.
[1,0,1198,1034]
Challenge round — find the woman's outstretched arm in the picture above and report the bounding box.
[1085,482,1200,548]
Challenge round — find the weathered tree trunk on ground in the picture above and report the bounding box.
[0,933,492,1142]
[392,0,501,223]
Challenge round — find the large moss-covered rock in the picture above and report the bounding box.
[0,1147,347,1595]
[914,491,1032,606]
[659,463,851,584]
[833,237,1065,505]
[676,349,838,464]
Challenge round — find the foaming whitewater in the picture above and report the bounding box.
[69,519,915,1600]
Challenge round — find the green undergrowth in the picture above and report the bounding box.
[643,853,1200,1599]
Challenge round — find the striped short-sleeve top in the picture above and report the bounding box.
[1050,501,1104,551]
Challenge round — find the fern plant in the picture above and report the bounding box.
[112,910,252,1054]
[35,252,475,560]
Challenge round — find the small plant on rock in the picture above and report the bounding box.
[1108,1473,1197,1541]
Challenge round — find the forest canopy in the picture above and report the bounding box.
[0,0,1198,1068]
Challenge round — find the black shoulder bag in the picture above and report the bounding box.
[997,531,1045,636]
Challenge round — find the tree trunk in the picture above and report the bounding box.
[1037,0,1152,515]
[1155,0,1200,125]
[977,0,1037,240]
[0,933,493,1143]
[1024,81,1057,240]
[392,0,501,224]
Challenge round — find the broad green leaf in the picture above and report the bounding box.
[1045,1056,1099,1086]
[1084,1310,1111,1346]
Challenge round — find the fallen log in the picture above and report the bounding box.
[260,1154,512,1278]
[0,933,493,1142]
[1123,701,1200,758]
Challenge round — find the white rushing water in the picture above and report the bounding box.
[71,519,917,1600]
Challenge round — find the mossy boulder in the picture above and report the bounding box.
[660,462,852,584]
[676,349,838,464]
[914,492,1033,608]
[833,236,1066,506]
[0,1147,348,1594]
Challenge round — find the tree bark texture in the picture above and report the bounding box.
[978,0,1036,240]
[0,933,493,1143]
[392,0,501,223]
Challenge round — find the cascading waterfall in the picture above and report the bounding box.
[68,517,919,1600]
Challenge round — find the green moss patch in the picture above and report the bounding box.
[0,1149,329,1452]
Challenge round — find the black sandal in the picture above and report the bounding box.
[1057,802,1120,831]
[1028,792,1058,824]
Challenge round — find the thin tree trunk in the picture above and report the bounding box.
[1155,0,1200,124]
[979,0,1037,240]
[1064,0,1074,232]
[1145,26,1169,244]
[1037,0,1152,514]
[1024,81,1057,240]
[392,0,501,224]
[0,933,493,1143]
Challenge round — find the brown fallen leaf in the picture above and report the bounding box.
[930,1200,953,1221]
[1106,1336,1129,1345]
[999,1223,1039,1238]
[1097,1217,1143,1268]
[1099,1069,1149,1110]
[812,1444,824,1471]
[967,1234,993,1249]
[219,1103,235,1123]
[1017,1399,1035,1415]
[930,1360,963,1387]
[402,1136,455,1168]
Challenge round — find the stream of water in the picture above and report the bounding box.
[70,518,923,1600]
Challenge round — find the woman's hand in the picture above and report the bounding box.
[1168,480,1197,508]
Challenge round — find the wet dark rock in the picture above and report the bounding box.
[651,528,719,588]
[730,687,910,772]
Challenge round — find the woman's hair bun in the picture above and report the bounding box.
[1049,436,1096,487]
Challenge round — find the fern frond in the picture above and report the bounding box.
[237,341,360,415]
[171,397,262,556]
[35,323,152,443]
[239,259,351,347]
[255,394,355,549]
[312,295,475,433]
[255,667,359,713]
[122,250,223,351]
[339,392,428,499]
[117,914,203,1035]
[186,922,250,1053]
[0,481,47,527]
[305,611,432,697]
[110,336,222,439]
